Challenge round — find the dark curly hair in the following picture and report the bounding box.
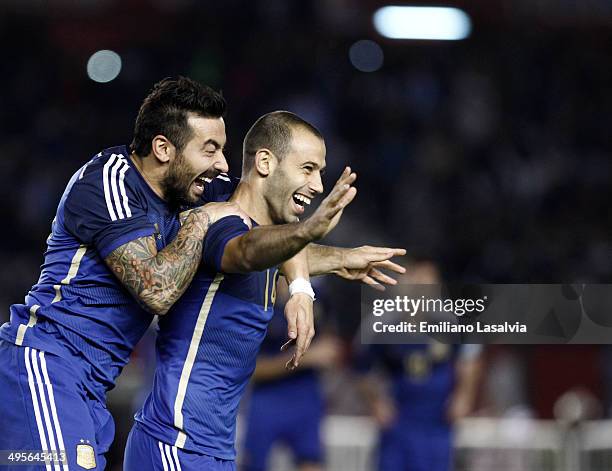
[130,76,226,157]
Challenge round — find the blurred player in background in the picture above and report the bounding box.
[241,280,343,471]
[124,111,405,471]
[356,261,483,471]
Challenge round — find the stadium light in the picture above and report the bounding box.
[373,6,472,40]
[87,50,122,83]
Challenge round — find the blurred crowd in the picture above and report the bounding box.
[2,1,612,469]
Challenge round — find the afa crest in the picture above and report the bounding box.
[76,443,96,470]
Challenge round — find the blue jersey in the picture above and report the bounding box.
[135,215,279,460]
[0,145,237,401]
[356,343,458,424]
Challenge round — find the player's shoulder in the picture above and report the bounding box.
[210,213,253,233]
[70,145,146,196]
[62,145,150,217]
[203,173,240,203]
[78,145,133,179]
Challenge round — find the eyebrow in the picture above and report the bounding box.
[201,139,224,150]
[303,161,326,170]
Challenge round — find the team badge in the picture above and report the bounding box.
[76,444,96,469]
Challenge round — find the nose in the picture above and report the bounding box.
[309,171,324,195]
[214,152,229,174]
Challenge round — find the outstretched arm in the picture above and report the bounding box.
[220,167,357,273]
[306,244,407,289]
[105,203,246,316]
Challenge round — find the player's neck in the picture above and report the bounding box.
[130,153,166,200]
[230,181,273,225]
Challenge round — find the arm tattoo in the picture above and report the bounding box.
[105,210,210,315]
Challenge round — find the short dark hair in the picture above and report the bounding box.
[130,76,226,156]
[242,111,323,174]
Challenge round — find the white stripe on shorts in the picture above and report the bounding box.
[164,444,175,471]
[158,442,169,471]
[30,349,61,471]
[171,446,182,471]
[39,351,69,471]
[24,347,52,471]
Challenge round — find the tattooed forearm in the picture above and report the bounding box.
[105,209,210,315]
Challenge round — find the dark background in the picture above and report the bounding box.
[1,1,612,468]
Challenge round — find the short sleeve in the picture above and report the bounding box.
[63,155,156,258]
[202,215,250,272]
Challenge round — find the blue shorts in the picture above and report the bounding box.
[124,424,236,471]
[0,340,114,470]
[241,383,323,471]
[378,420,452,471]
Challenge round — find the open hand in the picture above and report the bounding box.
[334,246,406,290]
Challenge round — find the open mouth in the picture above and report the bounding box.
[193,173,216,193]
[193,177,206,193]
[292,193,312,214]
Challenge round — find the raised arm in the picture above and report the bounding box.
[105,203,245,316]
[220,168,357,273]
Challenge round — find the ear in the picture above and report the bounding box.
[254,149,277,176]
[151,135,175,164]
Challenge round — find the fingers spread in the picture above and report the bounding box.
[337,186,357,209]
[335,166,352,185]
[328,178,356,207]
[373,260,406,274]
[362,275,386,291]
[369,267,398,286]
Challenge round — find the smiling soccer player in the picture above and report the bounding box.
[123,111,405,471]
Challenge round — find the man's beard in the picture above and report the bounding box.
[161,152,198,210]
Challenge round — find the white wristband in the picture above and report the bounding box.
[288,278,315,301]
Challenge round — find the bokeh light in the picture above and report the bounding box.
[87,50,122,83]
[349,40,384,73]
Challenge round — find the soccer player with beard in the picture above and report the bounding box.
[0,78,366,471]
[0,77,245,471]
[124,111,406,471]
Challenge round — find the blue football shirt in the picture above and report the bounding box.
[135,215,280,460]
[0,145,237,401]
[355,343,459,423]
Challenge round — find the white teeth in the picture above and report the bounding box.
[294,194,311,205]
[204,178,212,183]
